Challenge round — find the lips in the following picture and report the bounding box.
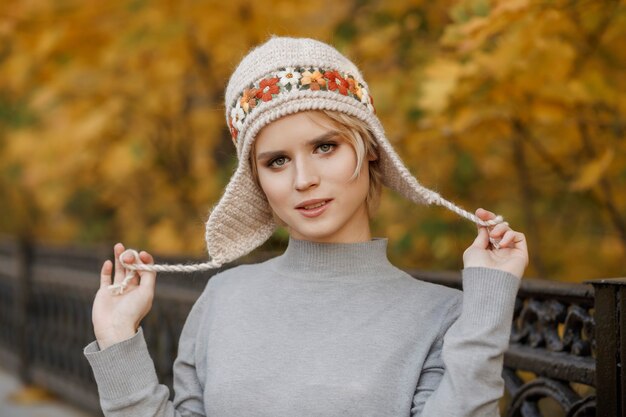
[295,199,333,218]
[296,199,332,209]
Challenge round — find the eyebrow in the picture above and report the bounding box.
[255,130,341,161]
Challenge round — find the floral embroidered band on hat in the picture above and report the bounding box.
[228,66,376,144]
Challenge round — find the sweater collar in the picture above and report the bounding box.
[272,237,397,280]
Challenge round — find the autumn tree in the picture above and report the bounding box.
[0,0,351,253]
[1,0,623,281]
[415,0,626,279]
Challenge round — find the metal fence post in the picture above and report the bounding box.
[15,237,33,384]
[589,278,626,417]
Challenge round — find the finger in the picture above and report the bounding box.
[137,250,152,265]
[476,208,496,220]
[137,251,157,291]
[113,243,126,285]
[499,230,526,250]
[100,260,113,289]
[488,221,510,239]
[514,232,529,261]
[498,230,517,247]
[120,249,140,287]
[475,208,496,232]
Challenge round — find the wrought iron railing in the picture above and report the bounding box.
[415,271,600,416]
[0,237,623,416]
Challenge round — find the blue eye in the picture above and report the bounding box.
[317,143,336,153]
[269,157,287,168]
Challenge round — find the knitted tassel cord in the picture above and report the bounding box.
[107,249,223,295]
[107,202,505,296]
[433,200,504,250]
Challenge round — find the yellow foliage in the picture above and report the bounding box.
[148,218,187,254]
[0,0,624,282]
[419,59,462,113]
[8,385,56,405]
[0,0,352,251]
[570,148,615,192]
[416,0,626,280]
[531,101,567,124]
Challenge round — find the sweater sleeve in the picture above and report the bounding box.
[83,285,212,417]
[411,267,520,417]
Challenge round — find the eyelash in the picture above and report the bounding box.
[267,156,288,168]
[266,142,338,168]
[316,143,336,154]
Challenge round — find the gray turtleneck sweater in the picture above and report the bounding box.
[84,238,520,417]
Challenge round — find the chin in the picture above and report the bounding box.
[285,220,345,243]
[289,227,341,243]
[279,205,370,243]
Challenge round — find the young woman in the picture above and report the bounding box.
[85,37,528,417]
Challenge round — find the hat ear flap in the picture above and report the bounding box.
[205,161,276,264]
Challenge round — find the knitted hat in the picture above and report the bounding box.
[110,36,504,294]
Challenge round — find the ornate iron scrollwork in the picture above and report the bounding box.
[562,305,594,356]
[504,292,596,417]
[565,395,596,417]
[511,298,595,357]
[504,370,593,417]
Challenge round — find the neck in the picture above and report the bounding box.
[271,237,397,281]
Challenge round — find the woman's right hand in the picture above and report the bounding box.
[92,243,157,350]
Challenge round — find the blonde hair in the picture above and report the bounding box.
[250,110,382,219]
[317,110,382,217]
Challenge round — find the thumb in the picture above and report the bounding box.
[100,260,113,290]
[472,226,490,249]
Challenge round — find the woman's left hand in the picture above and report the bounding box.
[463,208,529,279]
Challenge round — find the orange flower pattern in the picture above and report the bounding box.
[300,70,327,91]
[229,67,375,143]
[324,70,349,96]
[256,77,280,102]
[228,117,238,144]
[239,88,259,113]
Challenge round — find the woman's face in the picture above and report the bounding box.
[254,111,371,243]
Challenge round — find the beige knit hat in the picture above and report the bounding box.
[110,36,504,294]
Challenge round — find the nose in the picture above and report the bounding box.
[294,158,320,191]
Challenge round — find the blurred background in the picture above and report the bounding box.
[1,0,625,281]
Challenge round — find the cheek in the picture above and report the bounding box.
[258,172,290,211]
[325,149,359,183]
[338,157,370,201]
[353,164,371,197]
